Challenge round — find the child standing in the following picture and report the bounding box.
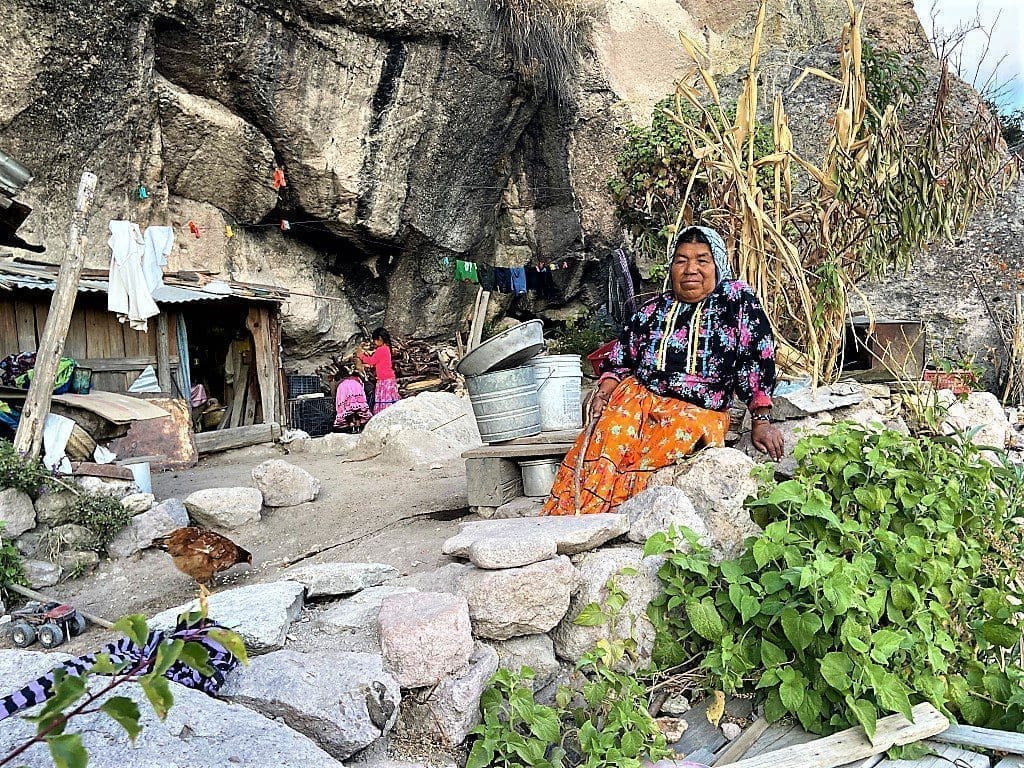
[358,328,400,414]
[333,367,371,433]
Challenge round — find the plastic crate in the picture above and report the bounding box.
[287,375,323,398]
[288,397,335,437]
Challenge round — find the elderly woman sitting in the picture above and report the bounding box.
[541,225,784,517]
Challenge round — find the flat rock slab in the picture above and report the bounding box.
[252,459,321,507]
[468,535,557,569]
[150,581,304,653]
[283,561,399,598]
[379,591,474,688]
[443,514,629,558]
[774,383,864,419]
[0,653,341,768]
[221,649,400,760]
[184,487,263,529]
[108,497,191,559]
[493,497,545,518]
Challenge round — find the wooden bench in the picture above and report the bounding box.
[463,429,581,508]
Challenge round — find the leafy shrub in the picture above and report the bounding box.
[0,522,27,602]
[0,439,50,497]
[64,493,133,549]
[646,423,1024,737]
[548,313,616,359]
[861,40,927,125]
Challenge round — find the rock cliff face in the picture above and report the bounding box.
[0,0,925,367]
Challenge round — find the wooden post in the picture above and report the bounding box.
[13,171,98,458]
[155,313,172,393]
[246,306,279,425]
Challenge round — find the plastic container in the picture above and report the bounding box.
[457,320,546,377]
[531,354,583,431]
[125,462,152,494]
[519,458,561,497]
[466,365,542,443]
[69,367,92,395]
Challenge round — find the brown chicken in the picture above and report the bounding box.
[153,527,252,591]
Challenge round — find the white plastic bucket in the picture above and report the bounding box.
[530,354,583,431]
[126,462,152,494]
[519,458,561,497]
[466,366,542,443]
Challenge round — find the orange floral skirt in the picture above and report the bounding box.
[540,377,729,516]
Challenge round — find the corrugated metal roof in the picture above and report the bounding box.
[0,273,227,304]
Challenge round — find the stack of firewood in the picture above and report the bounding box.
[314,337,460,396]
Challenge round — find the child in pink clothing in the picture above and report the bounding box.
[333,368,371,432]
[358,328,400,414]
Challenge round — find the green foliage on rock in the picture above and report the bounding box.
[646,423,1024,737]
[861,40,927,125]
[0,440,50,498]
[63,494,132,549]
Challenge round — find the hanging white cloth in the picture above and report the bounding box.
[142,225,174,292]
[107,220,159,332]
[42,413,75,475]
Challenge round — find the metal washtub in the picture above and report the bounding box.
[466,365,542,443]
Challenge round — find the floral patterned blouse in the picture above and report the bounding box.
[601,281,776,411]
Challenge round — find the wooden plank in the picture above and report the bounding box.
[876,740,987,768]
[462,442,575,459]
[105,311,127,359]
[195,422,280,454]
[14,300,38,351]
[995,759,1024,768]
[0,301,19,356]
[64,308,88,360]
[84,307,110,359]
[77,356,179,372]
[493,429,582,445]
[715,717,771,765]
[728,704,948,768]
[155,313,172,393]
[932,724,1024,755]
[672,697,753,757]
[745,723,815,758]
[247,306,279,426]
[33,302,49,348]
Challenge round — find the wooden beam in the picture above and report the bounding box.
[155,312,172,393]
[461,442,574,459]
[875,741,987,768]
[714,717,771,765]
[194,422,281,454]
[727,704,948,768]
[932,723,1024,755]
[14,171,98,458]
[246,305,279,425]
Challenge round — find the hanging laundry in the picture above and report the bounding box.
[138,185,149,200]
[107,220,159,332]
[272,167,287,189]
[494,267,512,293]
[188,221,201,238]
[510,266,527,295]
[548,262,558,271]
[280,219,291,231]
[454,260,479,283]
[562,261,569,269]
[142,225,174,292]
[225,225,235,239]
[478,263,497,292]
[440,256,451,266]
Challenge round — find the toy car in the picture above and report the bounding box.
[10,601,87,649]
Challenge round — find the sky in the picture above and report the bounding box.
[912,0,1024,111]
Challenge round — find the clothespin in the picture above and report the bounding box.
[549,262,558,271]
[562,261,569,269]
[272,167,287,189]
[225,224,235,239]
[138,185,149,200]
[440,256,451,266]
[280,219,291,231]
[188,221,201,238]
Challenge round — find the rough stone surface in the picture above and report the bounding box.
[736,413,833,478]
[773,383,864,419]
[467,535,557,569]
[390,563,475,595]
[49,523,99,551]
[492,497,545,518]
[552,547,661,668]
[721,722,742,740]
[32,489,77,526]
[353,393,481,464]
[619,486,707,544]
[379,591,474,687]
[489,634,560,690]
[318,585,418,652]
[661,693,690,715]
[23,559,60,588]
[457,555,579,640]
[252,459,322,507]
[107,497,190,559]
[150,581,304,653]
[56,550,100,576]
[184,487,263,529]
[0,653,342,767]
[283,561,399,598]
[288,432,361,456]
[0,488,35,537]
[443,514,629,559]
[397,643,499,746]
[942,391,1010,451]
[221,649,400,760]
[650,448,760,561]
[120,492,155,514]
[75,477,135,498]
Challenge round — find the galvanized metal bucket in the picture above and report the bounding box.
[466,365,541,443]
[518,458,561,497]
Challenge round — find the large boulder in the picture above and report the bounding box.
[457,555,579,640]
[49,523,99,551]
[120,492,155,514]
[0,488,35,537]
[318,585,419,652]
[0,652,343,767]
[551,547,661,669]
[379,591,474,687]
[221,649,400,760]
[32,489,77,526]
[397,643,499,745]
[252,460,321,507]
[353,393,481,464]
[942,391,1010,452]
[443,514,629,558]
[22,558,60,588]
[283,561,399,598]
[107,498,190,559]
[650,448,760,561]
[184,487,263,529]
[489,634,560,690]
[619,486,707,545]
[288,432,360,456]
[467,535,557,569]
[150,581,304,653]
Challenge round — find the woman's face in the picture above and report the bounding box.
[670,241,717,303]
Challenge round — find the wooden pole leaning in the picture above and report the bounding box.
[13,171,98,459]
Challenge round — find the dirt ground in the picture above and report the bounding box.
[44,443,473,653]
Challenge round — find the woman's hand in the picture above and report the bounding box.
[751,420,784,461]
[588,379,619,424]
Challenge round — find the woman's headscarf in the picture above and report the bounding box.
[663,225,733,292]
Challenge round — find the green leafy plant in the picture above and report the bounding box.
[861,40,927,126]
[63,494,132,549]
[548,313,616,360]
[0,522,27,602]
[0,440,50,498]
[469,667,564,768]
[647,422,1024,738]
[0,609,248,768]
